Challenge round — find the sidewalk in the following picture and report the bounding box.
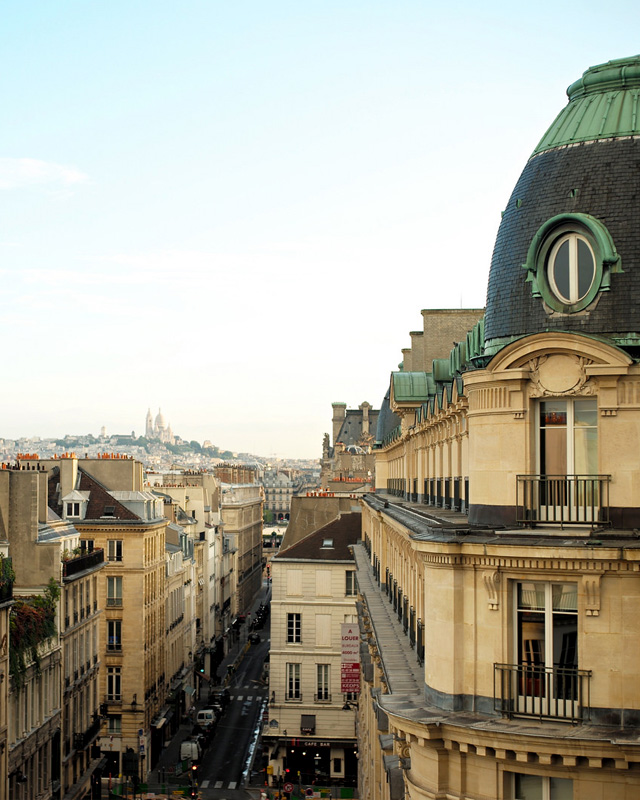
[141,579,272,798]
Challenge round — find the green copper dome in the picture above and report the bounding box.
[533,55,640,155]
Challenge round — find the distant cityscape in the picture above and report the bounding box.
[0,407,320,474]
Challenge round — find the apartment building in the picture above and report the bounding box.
[147,470,220,664]
[355,55,640,800]
[265,513,361,788]
[2,463,105,800]
[35,455,167,784]
[220,483,263,621]
[0,544,11,800]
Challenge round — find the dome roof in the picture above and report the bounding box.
[484,55,640,357]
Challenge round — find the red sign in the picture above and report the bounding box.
[341,662,360,693]
[283,782,294,793]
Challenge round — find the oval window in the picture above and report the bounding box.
[547,233,596,304]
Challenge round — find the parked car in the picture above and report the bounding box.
[209,688,230,709]
[249,633,261,644]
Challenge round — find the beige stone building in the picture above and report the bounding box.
[264,512,361,789]
[36,455,167,784]
[0,544,11,800]
[2,463,105,800]
[355,55,640,800]
[220,483,263,623]
[147,470,220,669]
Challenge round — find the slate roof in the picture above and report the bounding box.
[336,409,379,446]
[485,54,640,351]
[47,466,141,521]
[275,512,360,561]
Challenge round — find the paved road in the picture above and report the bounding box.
[193,626,269,799]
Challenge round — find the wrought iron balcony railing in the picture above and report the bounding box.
[62,548,105,579]
[494,663,591,722]
[516,474,610,528]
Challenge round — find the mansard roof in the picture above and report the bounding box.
[275,512,360,561]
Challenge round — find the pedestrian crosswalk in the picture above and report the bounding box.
[211,779,238,789]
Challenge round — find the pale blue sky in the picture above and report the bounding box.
[1,2,639,458]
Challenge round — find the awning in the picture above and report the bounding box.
[154,717,167,729]
[300,714,316,734]
[184,685,195,696]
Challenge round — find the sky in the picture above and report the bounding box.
[1,2,639,459]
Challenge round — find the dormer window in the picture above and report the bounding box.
[522,213,621,314]
[66,502,80,518]
[62,490,89,521]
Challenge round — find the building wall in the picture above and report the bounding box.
[266,557,358,786]
[221,484,263,617]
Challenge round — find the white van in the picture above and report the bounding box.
[180,738,202,763]
[196,708,217,729]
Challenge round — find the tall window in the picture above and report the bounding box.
[107,667,121,701]
[286,663,301,700]
[509,773,572,799]
[316,664,330,701]
[516,581,578,711]
[107,715,122,734]
[107,577,123,607]
[539,398,597,476]
[107,540,123,562]
[287,613,301,643]
[345,571,356,596]
[107,620,122,651]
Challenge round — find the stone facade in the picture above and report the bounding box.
[264,514,361,789]
[356,55,640,800]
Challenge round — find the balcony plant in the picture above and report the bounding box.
[10,578,60,688]
[0,554,15,587]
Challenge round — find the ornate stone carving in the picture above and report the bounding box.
[528,354,594,397]
[483,570,500,610]
[583,575,601,616]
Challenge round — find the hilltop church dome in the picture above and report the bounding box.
[484,55,640,359]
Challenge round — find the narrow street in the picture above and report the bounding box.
[197,634,270,796]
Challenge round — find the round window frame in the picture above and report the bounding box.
[545,230,598,309]
[522,213,621,314]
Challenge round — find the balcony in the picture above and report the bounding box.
[494,663,591,723]
[516,475,610,528]
[62,548,105,579]
[73,714,102,751]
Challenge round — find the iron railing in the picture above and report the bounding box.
[516,475,610,527]
[494,663,591,722]
[62,548,104,579]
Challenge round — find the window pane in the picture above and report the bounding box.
[518,582,545,610]
[552,584,577,612]
[514,773,542,800]
[540,402,567,427]
[577,238,595,299]
[574,398,597,427]
[552,239,570,300]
